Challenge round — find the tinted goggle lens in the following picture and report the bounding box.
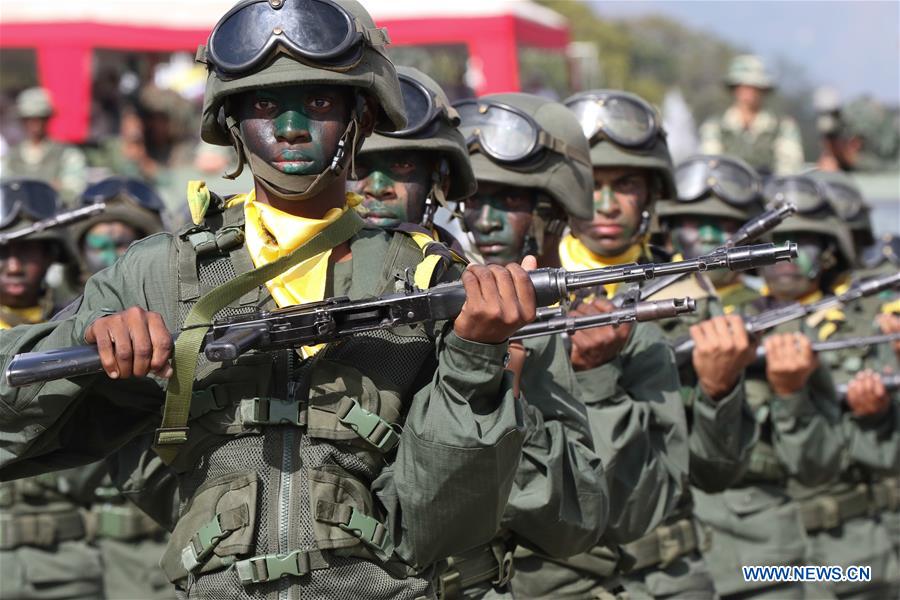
[676,157,758,205]
[0,180,58,229]
[208,0,360,74]
[765,177,828,214]
[567,95,655,147]
[379,76,439,137]
[457,102,538,163]
[81,178,165,213]
[825,182,864,220]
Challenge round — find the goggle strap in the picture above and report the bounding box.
[356,21,391,47]
[537,131,591,167]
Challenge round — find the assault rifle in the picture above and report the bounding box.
[672,272,900,364]
[753,332,900,359]
[4,242,796,387]
[837,373,900,398]
[510,298,696,342]
[615,203,796,306]
[0,203,107,245]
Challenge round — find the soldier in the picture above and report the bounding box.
[350,66,473,251]
[519,90,757,599]
[816,96,900,174]
[445,91,608,598]
[657,154,765,311]
[765,172,900,599]
[0,1,540,598]
[0,179,105,600]
[1,88,87,205]
[697,177,853,599]
[72,177,167,277]
[700,55,804,176]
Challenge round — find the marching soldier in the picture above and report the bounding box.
[0,2,541,599]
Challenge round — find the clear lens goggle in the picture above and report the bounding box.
[0,179,59,230]
[676,155,761,206]
[80,177,165,214]
[203,0,390,76]
[565,90,661,149]
[454,99,591,167]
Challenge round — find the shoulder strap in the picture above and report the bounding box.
[154,208,365,464]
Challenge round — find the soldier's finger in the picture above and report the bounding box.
[507,262,537,323]
[91,320,120,379]
[125,309,153,377]
[711,317,735,353]
[461,267,484,310]
[727,314,750,351]
[488,264,522,326]
[107,318,134,379]
[147,312,174,377]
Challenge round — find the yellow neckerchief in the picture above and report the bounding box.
[559,234,644,297]
[230,189,362,357]
[716,280,747,314]
[0,305,44,330]
[760,286,845,341]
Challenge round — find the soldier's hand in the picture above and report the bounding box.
[691,314,757,401]
[764,332,817,396]
[84,307,173,379]
[845,369,890,417]
[454,256,537,345]
[569,298,632,371]
[877,313,900,361]
[506,340,527,398]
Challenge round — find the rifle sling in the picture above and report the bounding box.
[154,208,365,465]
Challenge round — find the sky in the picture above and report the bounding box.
[589,0,900,104]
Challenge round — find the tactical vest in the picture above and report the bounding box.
[159,198,459,599]
[4,141,68,182]
[718,117,780,174]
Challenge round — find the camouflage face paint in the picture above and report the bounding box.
[463,183,536,265]
[350,151,433,228]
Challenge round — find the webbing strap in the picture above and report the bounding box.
[154,208,365,464]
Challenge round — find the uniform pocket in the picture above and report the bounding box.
[160,470,258,584]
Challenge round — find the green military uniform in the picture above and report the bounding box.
[0,181,104,600]
[694,204,852,599]
[2,88,87,206]
[699,56,803,175]
[442,92,609,599]
[1,3,530,598]
[512,90,702,599]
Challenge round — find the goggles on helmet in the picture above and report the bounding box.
[203,0,390,77]
[565,91,661,149]
[80,177,165,214]
[0,179,59,230]
[454,99,591,167]
[764,175,836,216]
[822,180,866,221]
[377,73,458,138]
[676,155,760,206]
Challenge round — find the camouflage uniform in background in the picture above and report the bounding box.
[2,88,87,206]
[0,180,104,600]
[699,55,803,176]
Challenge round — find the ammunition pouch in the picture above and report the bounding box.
[618,517,709,573]
[435,536,516,599]
[743,442,787,484]
[88,503,163,541]
[800,483,877,533]
[0,509,88,550]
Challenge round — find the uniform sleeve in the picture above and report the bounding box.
[500,334,608,558]
[764,363,845,486]
[699,117,724,155]
[576,322,689,545]
[0,234,178,479]
[374,329,527,569]
[773,116,804,175]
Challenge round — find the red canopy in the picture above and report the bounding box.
[0,1,569,142]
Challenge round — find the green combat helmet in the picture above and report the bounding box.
[724,54,774,90]
[197,0,405,201]
[657,154,764,223]
[356,65,476,226]
[71,177,166,246]
[764,173,855,291]
[0,179,76,263]
[808,170,874,253]
[15,87,54,119]
[564,89,676,237]
[839,97,900,172]
[455,92,593,254]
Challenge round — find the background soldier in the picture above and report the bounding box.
[0,179,105,600]
[700,55,804,176]
[351,66,474,251]
[1,88,87,205]
[0,1,540,598]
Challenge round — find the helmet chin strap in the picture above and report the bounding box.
[223,101,362,202]
[421,159,452,229]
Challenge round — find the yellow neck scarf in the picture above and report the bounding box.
[0,305,44,330]
[233,189,362,357]
[558,234,644,297]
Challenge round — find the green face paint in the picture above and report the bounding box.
[463,183,536,265]
[350,151,433,228]
[570,168,648,257]
[763,234,825,300]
